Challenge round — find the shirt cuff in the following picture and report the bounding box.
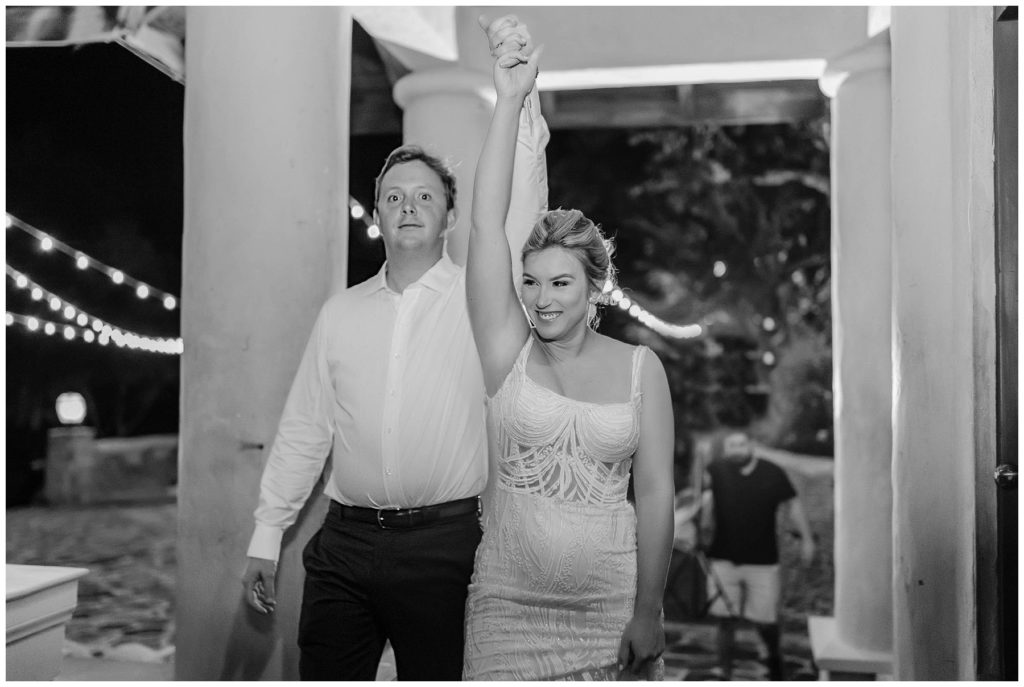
[246,523,284,562]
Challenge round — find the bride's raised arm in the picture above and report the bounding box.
[467,27,542,394]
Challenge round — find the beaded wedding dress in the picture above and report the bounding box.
[464,336,663,681]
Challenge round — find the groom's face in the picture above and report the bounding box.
[374,161,456,256]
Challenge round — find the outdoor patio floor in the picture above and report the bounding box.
[9,491,832,681]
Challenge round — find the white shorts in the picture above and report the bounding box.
[706,559,781,624]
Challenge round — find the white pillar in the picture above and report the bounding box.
[807,32,894,677]
[889,6,995,680]
[393,67,494,266]
[178,7,351,680]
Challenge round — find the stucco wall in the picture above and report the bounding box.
[889,6,995,680]
[177,7,351,680]
[455,6,870,74]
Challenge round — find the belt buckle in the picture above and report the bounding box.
[376,507,400,529]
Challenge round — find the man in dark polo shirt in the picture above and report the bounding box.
[702,428,815,680]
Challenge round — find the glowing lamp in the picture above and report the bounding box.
[55,392,87,425]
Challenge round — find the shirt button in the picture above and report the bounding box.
[385,468,393,476]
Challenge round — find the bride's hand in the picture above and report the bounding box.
[479,14,534,59]
[479,15,541,102]
[617,612,665,676]
[491,45,541,103]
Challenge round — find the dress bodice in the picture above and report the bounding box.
[488,336,647,506]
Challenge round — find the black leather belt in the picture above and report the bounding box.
[330,496,480,530]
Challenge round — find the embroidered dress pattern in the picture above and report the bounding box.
[464,337,664,681]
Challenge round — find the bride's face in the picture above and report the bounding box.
[521,247,592,339]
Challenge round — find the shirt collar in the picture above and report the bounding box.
[370,253,459,295]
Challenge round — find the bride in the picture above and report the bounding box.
[462,16,676,681]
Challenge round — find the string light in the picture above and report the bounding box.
[6,267,178,350]
[136,284,150,299]
[30,287,43,300]
[15,274,28,288]
[606,287,703,340]
[5,213,179,310]
[6,312,183,355]
[347,199,382,241]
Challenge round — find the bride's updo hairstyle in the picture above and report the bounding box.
[521,208,618,328]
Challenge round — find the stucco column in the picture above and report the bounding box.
[393,67,494,266]
[178,7,351,680]
[889,6,995,680]
[807,32,894,677]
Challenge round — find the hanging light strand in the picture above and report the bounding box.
[6,213,178,310]
[349,198,380,240]
[6,311,183,355]
[605,282,703,340]
[7,265,178,343]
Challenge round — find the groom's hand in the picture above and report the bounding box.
[479,14,534,59]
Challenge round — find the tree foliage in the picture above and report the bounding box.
[546,119,834,457]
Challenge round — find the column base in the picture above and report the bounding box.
[808,616,893,680]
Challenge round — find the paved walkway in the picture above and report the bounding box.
[8,495,830,681]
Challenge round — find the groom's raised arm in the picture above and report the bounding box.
[482,14,550,287]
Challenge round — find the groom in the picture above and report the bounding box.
[241,15,548,681]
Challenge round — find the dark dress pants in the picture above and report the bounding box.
[297,506,482,680]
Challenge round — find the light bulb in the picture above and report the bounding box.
[49,297,61,311]
[63,326,75,340]
[44,322,56,335]
[31,287,43,301]
[76,313,88,326]
[76,255,89,269]
[15,275,28,288]
[40,237,54,251]
[63,305,76,319]
[367,224,381,239]
[111,270,125,284]
[136,285,150,299]
[27,317,39,331]
[163,296,176,310]
[83,330,95,343]
[351,204,365,220]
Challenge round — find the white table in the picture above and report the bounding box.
[7,564,89,680]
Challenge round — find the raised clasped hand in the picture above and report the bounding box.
[479,14,541,101]
[479,14,534,59]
